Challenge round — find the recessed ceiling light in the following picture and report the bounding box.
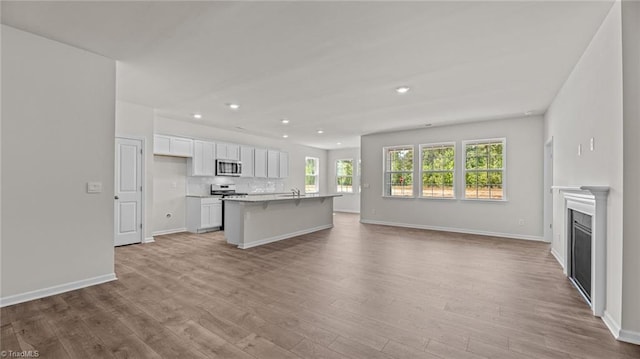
[226,103,240,110]
[282,134,289,138]
[317,130,324,134]
[192,113,202,119]
[396,86,411,94]
[281,119,289,124]
[524,110,534,116]
[337,142,342,145]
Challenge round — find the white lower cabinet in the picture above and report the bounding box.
[186,197,222,233]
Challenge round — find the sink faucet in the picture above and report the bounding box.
[291,188,301,196]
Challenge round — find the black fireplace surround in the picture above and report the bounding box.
[570,209,592,303]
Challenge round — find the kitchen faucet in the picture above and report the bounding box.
[291,188,301,196]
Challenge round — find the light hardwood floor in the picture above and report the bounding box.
[2,213,639,358]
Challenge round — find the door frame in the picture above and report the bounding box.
[115,135,147,244]
[544,136,554,243]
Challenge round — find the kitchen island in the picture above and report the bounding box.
[222,194,341,249]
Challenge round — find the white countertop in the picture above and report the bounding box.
[186,194,222,198]
[222,193,341,203]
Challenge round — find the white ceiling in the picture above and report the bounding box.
[1,1,614,149]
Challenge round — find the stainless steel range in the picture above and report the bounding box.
[211,184,247,230]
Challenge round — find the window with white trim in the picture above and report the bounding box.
[383,146,414,197]
[464,139,505,200]
[305,157,319,193]
[420,143,455,198]
[336,159,353,193]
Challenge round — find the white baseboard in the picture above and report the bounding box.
[143,236,155,243]
[603,310,622,338]
[334,209,360,214]
[550,247,564,268]
[359,219,545,242]
[239,224,334,249]
[152,227,187,236]
[0,273,117,308]
[619,329,640,345]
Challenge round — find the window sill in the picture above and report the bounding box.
[382,195,415,199]
[460,198,508,203]
[417,196,456,201]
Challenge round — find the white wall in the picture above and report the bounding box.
[152,156,188,234]
[1,25,116,302]
[621,0,640,336]
[544,1,629,337]
[115,100,155,242]
[151,116,328,234]
[360,116,544,240]
[327,147,361,213]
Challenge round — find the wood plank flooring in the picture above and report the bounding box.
[2,213,639,358]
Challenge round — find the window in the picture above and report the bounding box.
[420,143,455,198]
[384,146,414,197]
[305,157,319,193]
[464,139,505,200]
[336,159,354,193]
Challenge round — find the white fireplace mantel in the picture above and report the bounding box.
[552,185,609,317]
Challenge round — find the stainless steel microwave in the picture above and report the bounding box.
[215,160,242,176]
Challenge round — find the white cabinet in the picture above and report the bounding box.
[189,140,215,176]
[267,150,280,178]
[279,152,289,178]
[254,148,267,178]
[216,143,240,160]
[153,135,193,157]
[240,146,254,177]
[186,197,222,233]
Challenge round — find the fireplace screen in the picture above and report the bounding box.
[570,210,592,302]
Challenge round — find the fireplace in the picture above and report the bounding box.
[570,209,592,303]
[554,186,609,317]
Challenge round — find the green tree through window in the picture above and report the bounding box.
[305,157,319,193]
[336,159,353,193]
[421,143,455,198]
[464,140,504,200]
[384,146,414,197]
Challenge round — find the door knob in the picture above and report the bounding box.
[114,195,119,200]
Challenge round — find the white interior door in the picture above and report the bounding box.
[115,137,143,246]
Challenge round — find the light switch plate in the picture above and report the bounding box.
[87,182,103,193]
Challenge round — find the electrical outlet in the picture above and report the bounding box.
[87,182,102,193]
[518,219,525,226]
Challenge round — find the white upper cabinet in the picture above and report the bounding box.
[216,143,240,160]
[153,135,193,157]
[267,150,279,178]
[240,146,254,177]
[279,152,289,178]
[254,148,267,178]
[190,140,216,176]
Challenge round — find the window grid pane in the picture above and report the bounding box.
[464,140,504,200]
[305,157,319,193]
[384,146,414,197]
[421,144,455,198]
[336,159,354,193]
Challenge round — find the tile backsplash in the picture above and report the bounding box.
[187,176,286,195]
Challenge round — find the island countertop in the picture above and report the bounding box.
[222,193,341,203]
